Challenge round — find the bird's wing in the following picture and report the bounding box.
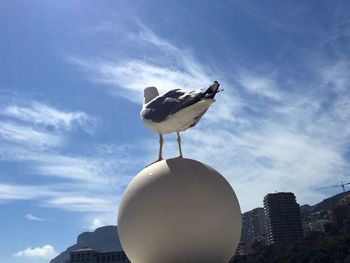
[162,89,184,98]
[141,89,203,123]
[172,90,203,114]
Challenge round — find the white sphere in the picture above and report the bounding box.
[117,158,241,263]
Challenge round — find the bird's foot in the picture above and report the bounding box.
[177,154,183,159]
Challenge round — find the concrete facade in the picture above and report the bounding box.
[264,192,303,246]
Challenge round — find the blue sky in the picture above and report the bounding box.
[1,0,350,262]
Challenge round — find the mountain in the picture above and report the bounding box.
[50,225,122,263]
[300,191,350,223]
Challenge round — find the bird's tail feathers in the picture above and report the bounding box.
[204,81,222,99]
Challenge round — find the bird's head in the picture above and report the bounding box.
[143,86,159,104]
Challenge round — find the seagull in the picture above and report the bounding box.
[140,81,221,163]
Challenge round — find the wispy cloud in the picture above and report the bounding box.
[69,24,350,211]
[68,26,239,129]
[46,196,113,212]
[0,183,55,202]
[14,245,58,259]
[0,100,98,151]
[0,105,139,213]
[0,126,138,213]
[0,143,138,186]
[1,101,92,132]
[237,72,282,100]
[25,213,45,221]
[187,61,350,208]
[0,97,138,216]
[67,27,214,104]
[0,181,119,213]
[0,121,63,148]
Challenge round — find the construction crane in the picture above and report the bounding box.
[315,181,350,193]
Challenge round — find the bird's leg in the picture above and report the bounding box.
[176,131,183,158]
[157,133,164,161]
[147,133,164,167]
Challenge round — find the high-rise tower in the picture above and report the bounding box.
[241,207,267,245]
[263,192,303,246]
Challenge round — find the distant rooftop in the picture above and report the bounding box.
[71,247,95,252]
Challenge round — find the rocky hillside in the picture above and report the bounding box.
[300,191,350,223]
[50,225,122,263]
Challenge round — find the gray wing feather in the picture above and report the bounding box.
[142,89,203,123]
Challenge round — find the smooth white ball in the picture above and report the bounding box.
[117,158,241,263]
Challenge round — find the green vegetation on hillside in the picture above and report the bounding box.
[231,224,350,263]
